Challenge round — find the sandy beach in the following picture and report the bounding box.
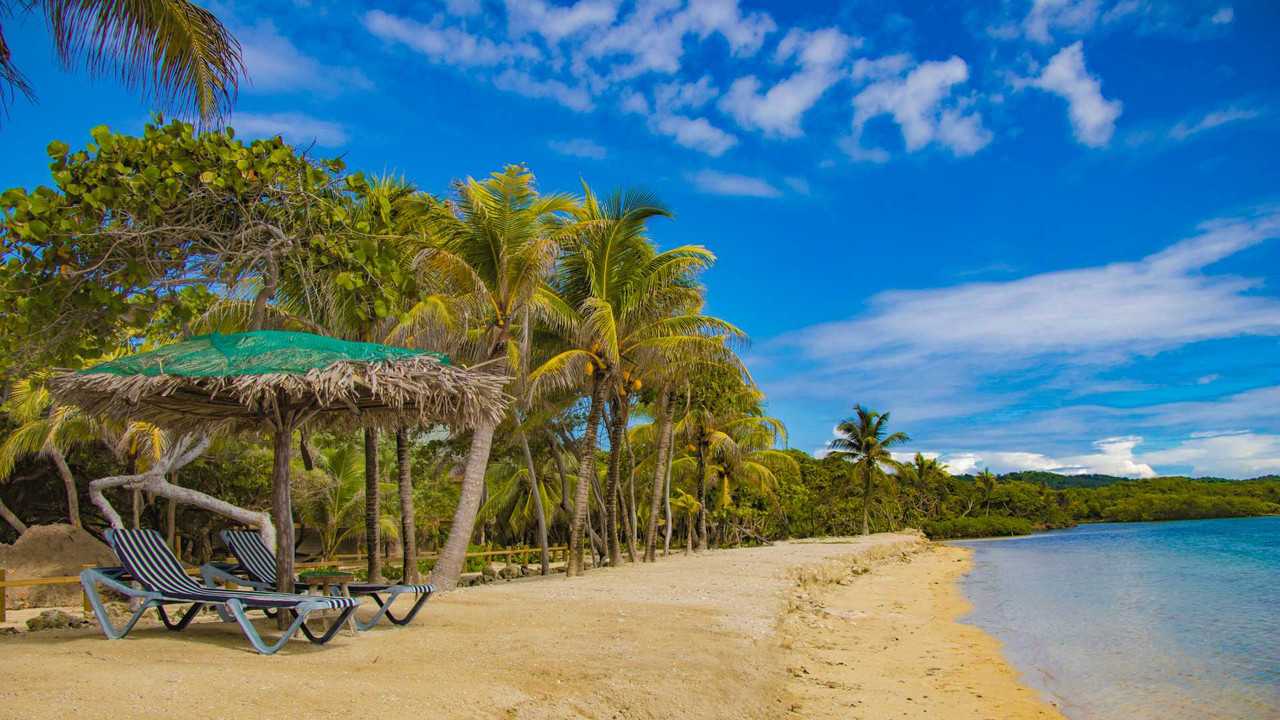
[0,534,1063,719]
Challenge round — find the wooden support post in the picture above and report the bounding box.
[81,564,94,620]
[1,567,6,623]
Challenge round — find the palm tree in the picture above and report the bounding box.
[296,443,365,559]
[670,490,701,554]
[0,376,102,528]
[828,405,910,536]
[531,186,741,573]
[415,165,577,588]
[1,0,244,122]
[896,452,950,521]
[976,468,998,516]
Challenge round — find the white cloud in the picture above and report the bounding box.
[653,75,719,112]
[931,437,1157,477]
[231,112,348,147]
[1210,6,1234,24]
[1197,374,1220,385]
[851,53,911,82]
[1140,431,1280,477]
[493,69,594,111]
[719,27,855,137]
[363,10,537,67]
[505,0,619,44]
[238,20,372,95]
[690,170,781,198]
[786,211,1280,363]
[762,211,1280,470]
[1024,42,1122,147]
[583,0,775,79]
[1169,106,1263,141]
[848,55,992,159]
[548,137,608,159]
[652,115,738,155]
[1024,0,1102,43]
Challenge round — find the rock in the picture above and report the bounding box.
[458,572,483,587]
[26,609,85,631]
[481,562,502,579]
[501,563,521,580]
[0,524,116,610]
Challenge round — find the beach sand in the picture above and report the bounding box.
[0,534,1063,719]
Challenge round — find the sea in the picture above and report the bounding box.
[955,516,1280,719]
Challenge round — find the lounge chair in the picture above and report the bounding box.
[202,529,433,631]
[81,528,359,655]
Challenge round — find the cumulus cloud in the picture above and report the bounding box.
[231,112,349,147]
[622,75,738,155]
[548,137,607,159]
[1139,431,1280,478]
[690,170,782,198]
[1023,42,1122,147]
[238,20,372,95]
[848,55,992,159]
[583,0,774,79]
[652,114,738,155]
[1210,6,1234,24]
[719,27,856,137]
[931,436,1157,477]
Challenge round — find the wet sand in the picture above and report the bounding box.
[0,534,1062,719]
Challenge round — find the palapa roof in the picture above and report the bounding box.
[50,331,509,432]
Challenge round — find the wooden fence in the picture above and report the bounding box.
[0,545,572,623]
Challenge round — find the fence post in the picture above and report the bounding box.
[81,564,95,620]
[1,567,6,623]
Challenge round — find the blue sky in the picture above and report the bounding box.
[3,0,1279,477]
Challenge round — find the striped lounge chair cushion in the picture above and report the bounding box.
[109,529,357,611]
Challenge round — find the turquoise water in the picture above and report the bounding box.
[956,517,1280,719]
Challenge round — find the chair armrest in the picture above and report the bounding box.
[80,567,160,600]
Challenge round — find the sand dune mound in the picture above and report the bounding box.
[0,524,116,609]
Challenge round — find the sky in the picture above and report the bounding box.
[2,0,1279,478]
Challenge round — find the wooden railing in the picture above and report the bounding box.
[0,545,573,623]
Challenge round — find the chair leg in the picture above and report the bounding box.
[225,599,312,655]
[155,603,205,631]
[80,573,155,640]
[296,606,358,645]
[357,589,431,631]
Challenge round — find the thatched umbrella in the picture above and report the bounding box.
[51,330,508,595]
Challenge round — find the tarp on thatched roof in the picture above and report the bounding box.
[50,331,509,432]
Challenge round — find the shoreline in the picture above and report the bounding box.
[779,539,1066,719]
[1,535,1063,719]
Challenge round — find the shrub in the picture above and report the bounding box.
[922,515,1036,540]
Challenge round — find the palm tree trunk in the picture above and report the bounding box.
[644,391,672,562]
[862,465,872,536]
[298,427,315,471]
[624,433,638,562]
[663,422,674,555]
[695,443,709,551]
[48,448,81,528]
[549,434,572,515]
[430,419,497,590]
[0,496,27,535]
[519,428,551,575]
[396,428,418,583]
[364,427,382,582]
[603,398,624,567]
[567,377,606,577]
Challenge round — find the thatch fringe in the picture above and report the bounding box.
[51,355,510,433]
